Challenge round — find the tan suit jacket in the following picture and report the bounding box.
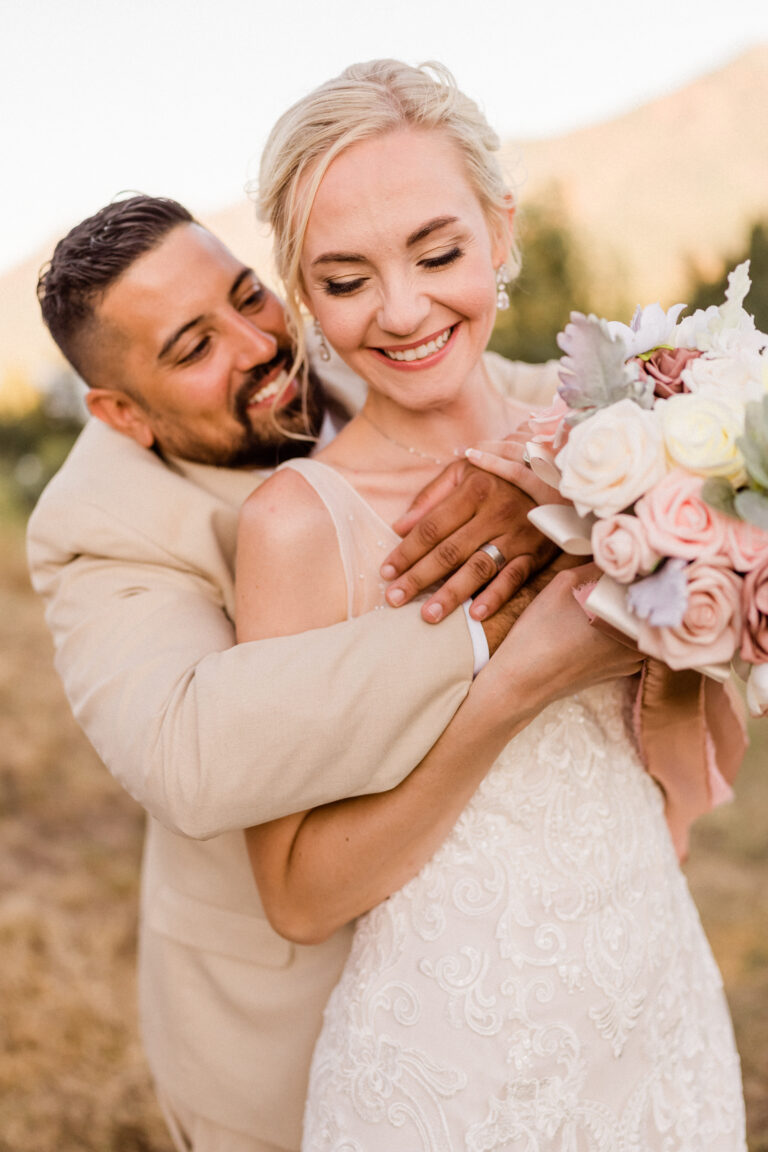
[26,351,557,1148]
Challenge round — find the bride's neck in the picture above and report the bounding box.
[360,369,509,463]
[317,361,514,526]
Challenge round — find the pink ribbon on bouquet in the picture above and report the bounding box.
[633,661,747,862]
[572,581,747,861]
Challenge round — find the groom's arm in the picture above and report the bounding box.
[27,486,557,845]
[27,487,480,841]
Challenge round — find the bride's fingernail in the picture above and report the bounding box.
[465,448,481,461]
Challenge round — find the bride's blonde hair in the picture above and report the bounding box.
[256,59,517,389]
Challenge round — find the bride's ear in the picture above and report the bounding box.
[491,195,516,268]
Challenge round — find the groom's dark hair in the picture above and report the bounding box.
[37,194,194,384]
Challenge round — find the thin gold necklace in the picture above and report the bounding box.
[360,410,465,466]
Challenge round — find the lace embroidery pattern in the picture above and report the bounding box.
[303,688,745,1151]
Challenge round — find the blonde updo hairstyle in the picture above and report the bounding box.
[256,58,517,390]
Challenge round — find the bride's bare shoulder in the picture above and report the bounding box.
[236,466,347,638]
[241,464,327,525]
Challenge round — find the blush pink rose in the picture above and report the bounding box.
[592,515,660,583]
[529,394,570,450]
[635,347,701,398]
[740,553,768,663]
[634,469,728,561]
[724,518,768,572]
[636,556,742,669]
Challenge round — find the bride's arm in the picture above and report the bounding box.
[238,482,642,944]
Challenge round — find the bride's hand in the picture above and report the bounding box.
[488,562,645,716]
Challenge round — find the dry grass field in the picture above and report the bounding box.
[1,507,766,1151]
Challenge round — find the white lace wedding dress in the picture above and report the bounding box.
[281,458,746,1152]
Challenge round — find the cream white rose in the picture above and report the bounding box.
[682,353,767,404]
[555,398,668,519]
[659,392,746,484]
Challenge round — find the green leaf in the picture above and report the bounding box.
[701,477,740,518]
[734,488,768,531]
[737,396,768,490]
[739,439,768,490]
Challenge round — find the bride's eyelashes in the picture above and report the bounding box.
[420,245,463,270]
[322,276,368,297]
[319,246,465,298]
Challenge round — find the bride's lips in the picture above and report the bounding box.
[371,324,459,371]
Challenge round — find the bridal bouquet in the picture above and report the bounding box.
[526,261,768,716]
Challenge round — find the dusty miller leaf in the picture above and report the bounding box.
[701,477,740,520]
[734,488,768,532]
[736,396,768,491]
[556,313,653,414]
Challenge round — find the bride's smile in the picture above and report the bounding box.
[376,322,456,367]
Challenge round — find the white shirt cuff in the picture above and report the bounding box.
[462,600,489,677]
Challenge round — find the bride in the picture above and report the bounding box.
[236,60,745,1151]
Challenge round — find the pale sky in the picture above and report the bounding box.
[2,0,767,274]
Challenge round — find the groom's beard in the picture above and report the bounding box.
[150,353,328,470]
[228,360,327,470]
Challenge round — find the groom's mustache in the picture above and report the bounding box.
[246,346,295,390]
[233,346,297,417]
[249,345,294,387]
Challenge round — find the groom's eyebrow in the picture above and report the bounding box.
[158,318,202,362]
[228,267,258,300]
[158,268,254,361]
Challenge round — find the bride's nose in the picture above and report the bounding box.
[376,277,431,338]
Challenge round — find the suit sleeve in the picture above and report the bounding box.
[27,497,473,840]
[482,352,560,407]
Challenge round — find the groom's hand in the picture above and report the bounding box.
[481,552,583,654]
[380,457,557,623]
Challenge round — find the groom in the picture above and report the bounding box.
[27,195,558,1151]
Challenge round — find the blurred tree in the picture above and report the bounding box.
[0,364,40,418]
[488,194,595,364]
[0,370,84,513]
[685,220,768,331]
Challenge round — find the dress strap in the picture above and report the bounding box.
[277,458,396,618]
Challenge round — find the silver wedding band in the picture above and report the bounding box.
[478,542,507,574]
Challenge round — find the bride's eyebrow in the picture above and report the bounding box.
[311,251,365,267]
[311,215,461,269]
[406,216,459,247]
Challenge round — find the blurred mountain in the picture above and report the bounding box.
[505,42,768,310]
[0,43,765,403]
